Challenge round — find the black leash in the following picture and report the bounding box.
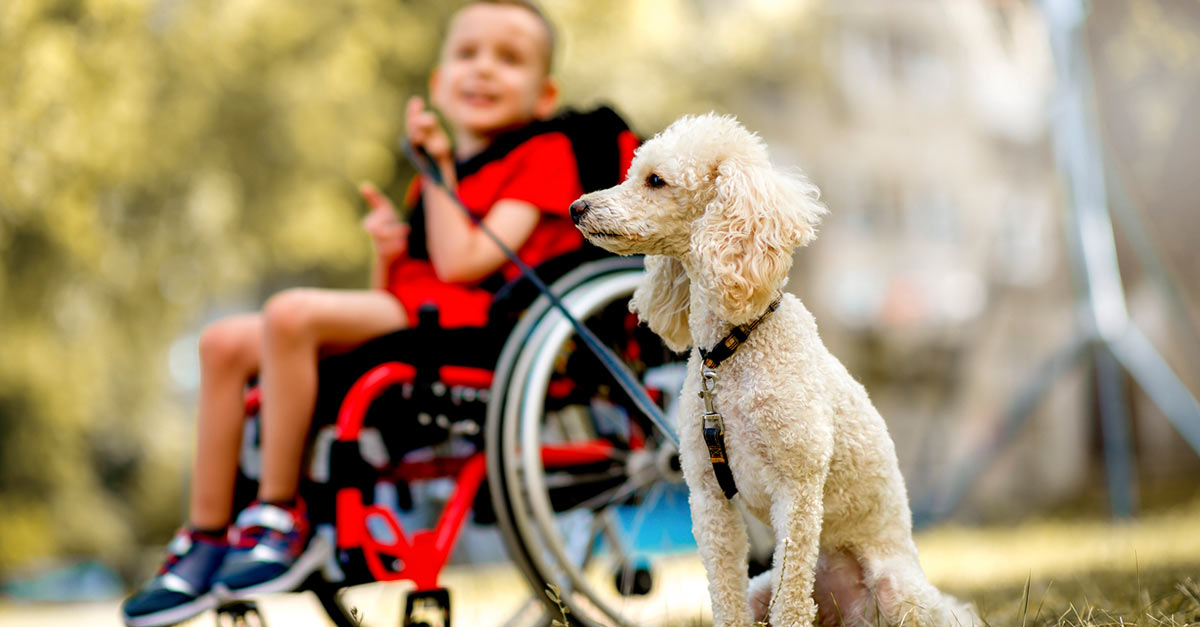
[402,142,679,447]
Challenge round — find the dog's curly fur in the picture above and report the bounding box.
[573,113,978,626]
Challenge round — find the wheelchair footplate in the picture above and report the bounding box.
[404,587,451,627]
[215,600,266,627]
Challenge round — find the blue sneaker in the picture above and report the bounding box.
[210,500,331,598]
[121,529,227,627]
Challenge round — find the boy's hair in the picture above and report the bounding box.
[458,0,557,72]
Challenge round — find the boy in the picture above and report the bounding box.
[121,2,635,625]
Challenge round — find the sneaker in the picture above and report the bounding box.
[210,500,331,598]
[121,529,228,627]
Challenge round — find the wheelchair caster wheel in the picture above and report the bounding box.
[215,600,266,627]
[614,561,653,596]
[404,588,451,627]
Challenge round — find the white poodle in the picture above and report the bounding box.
[570,113,978,626]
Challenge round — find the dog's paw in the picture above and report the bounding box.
[748,569,773,622]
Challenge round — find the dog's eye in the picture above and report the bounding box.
[646,173,667,189]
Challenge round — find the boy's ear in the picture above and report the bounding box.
[534,77,558,119]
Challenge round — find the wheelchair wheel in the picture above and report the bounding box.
[486,257,709,626]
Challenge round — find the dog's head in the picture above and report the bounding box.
[572,113,827,325]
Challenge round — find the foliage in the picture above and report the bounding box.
[545,583,571,627]
[0,0,444,572]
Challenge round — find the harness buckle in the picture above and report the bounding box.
[699,369,726,464]
[702,413,727,464]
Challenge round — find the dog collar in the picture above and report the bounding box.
[697,295,782,370]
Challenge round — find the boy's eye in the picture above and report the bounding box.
[497,48,521,65]
[646,173,667,188]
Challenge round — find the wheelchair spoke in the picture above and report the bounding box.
[623,480,667,546]
[572,464,658,513]
[579,514,604,571]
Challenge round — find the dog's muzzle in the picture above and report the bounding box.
[569,198,590,225]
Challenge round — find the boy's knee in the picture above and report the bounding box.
[262,288,318,341]
[199,319,256,372]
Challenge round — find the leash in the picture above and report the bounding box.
[696,295,783,499]
[402,142,679,447]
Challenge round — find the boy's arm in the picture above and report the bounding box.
[422,184,540,283]
[406,96,541,283]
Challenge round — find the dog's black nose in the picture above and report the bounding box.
[569,199,590,224]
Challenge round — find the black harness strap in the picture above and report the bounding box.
[696,295,783,500]
[701,397,739,500]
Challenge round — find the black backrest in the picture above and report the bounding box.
[485,106,638,321]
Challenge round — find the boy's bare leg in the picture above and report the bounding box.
[256,288,408,502]
[190,314,264,530]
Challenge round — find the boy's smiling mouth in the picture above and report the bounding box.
[460,90,498,106]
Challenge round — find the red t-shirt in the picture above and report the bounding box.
[386,132,588,328]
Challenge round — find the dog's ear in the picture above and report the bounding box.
[630,255,691,352]
[692,155,826,324]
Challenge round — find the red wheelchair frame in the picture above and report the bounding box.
[218,256,678,627]
[329,362,621,593]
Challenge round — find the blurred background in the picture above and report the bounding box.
[2,0,1199,621]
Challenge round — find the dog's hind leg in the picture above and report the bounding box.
[747,569,773,622]
[750,549,870,626]
[814,549,870,626]
[858,543,964,626]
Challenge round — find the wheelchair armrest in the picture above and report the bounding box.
[335,362,418,442]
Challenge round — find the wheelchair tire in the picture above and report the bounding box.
[486,257,708,626]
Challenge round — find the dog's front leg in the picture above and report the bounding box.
[689,478,753,626]
[767,480,826,626]
[680,423,753,627]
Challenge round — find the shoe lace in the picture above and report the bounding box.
[231,524,285,550]
[155,531,194,575]
[231,503,307,552]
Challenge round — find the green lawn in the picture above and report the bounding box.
[961,569,1200,626]
[920,494,1200,626]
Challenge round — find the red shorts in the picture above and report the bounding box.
[387,260,494,329]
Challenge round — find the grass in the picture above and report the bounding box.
[961,570,1200,626]
[922,493,1200,626]
[692,494,1200,626]
[658,570,1200,626]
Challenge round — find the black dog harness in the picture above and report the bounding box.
[696,296,782,499]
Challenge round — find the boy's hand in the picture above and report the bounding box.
[406,96,453,165]
[360,182,410,261]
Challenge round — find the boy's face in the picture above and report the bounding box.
[431,4,557,141]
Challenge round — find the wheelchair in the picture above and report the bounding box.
[227,252,705,627]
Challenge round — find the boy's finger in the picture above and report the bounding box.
[358,182,394,211]
[405,97,425,133]
[407,96,424,116]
